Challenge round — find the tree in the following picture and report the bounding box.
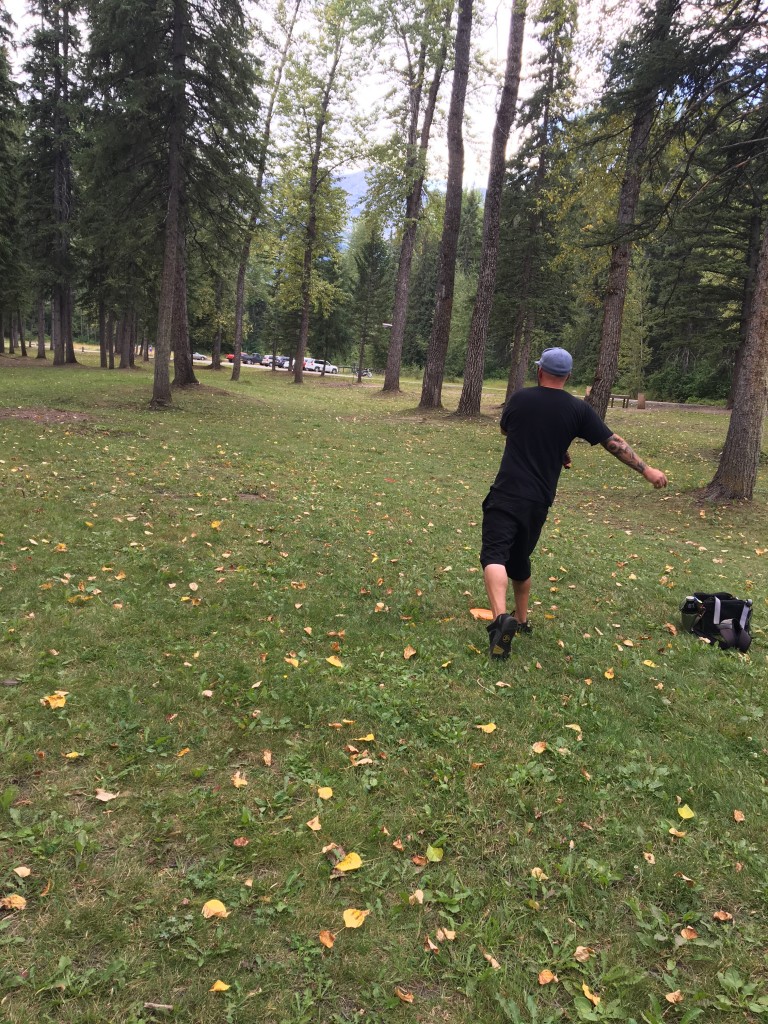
[704,213,768,501]
[456,0,526,416]
[0,3,24,352]
[349,218,391,381]
[418,0,473,409]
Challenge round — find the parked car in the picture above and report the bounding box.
[315,360,338,374]
[275,355,291,368]
[241,352,263,364]
[261,354,275,366]
[303,357,318,371]
[192,352,207,361]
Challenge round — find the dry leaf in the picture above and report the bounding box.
[482,949,501,970]
[202,899,229,919]
[643,852,656,865]
[476,722,497,734]
[201,689,214,698]
[469,608,494,621]
[13,866,31,879]
[40,690,68,709]
[284,656,299,667]
[531,867,548,881]
[0,894,26,910]
[317,787,333,800]
[642,659,658,668]
[209,980,230,992]
[677,804,695,819]
[713,910,733,922]
[403,645,417,660]
[262,750,273,767]
[424,934,439,953]
[574,946,594,962]
[669,828,686,837]
[531,741,547,754]
[411,854,428,867]
[177,747,190,758]
[342,907,370,928]
[665,990,684,1005]
[335,852,362,873]
[231,771,248,788]
[538,969,558,985]
[188,582,199,592]
[306,816,322,832]
[210,520,222,530]
[679,927,698,941]
[326,656,344,668]
[63,751,82,759]
[233,837,249,848]
[604,668,615,680]
[392,838,405,851]
[733,809,745,822]
[94,788,118,802]
[674,872,695,886]
[409,889,424,905]
[354,733,375,742]
[319,930,335,948]
[394,986,414,1003]
[436,927,456,941]
[582,983,600,1006]
[664,622,678,635]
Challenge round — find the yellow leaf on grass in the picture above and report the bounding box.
[403,645,417,660]
[565,723,581,733]
[669,827,686,838]
[677,804,695,819]
[425,844,443,862]
[262,750,273,767]
[574,946,594,962]
[604,668,615,680]
[317,787,333,800]
[210,520,222,530]
[643,660,658,668]
[40,691,68,709]
[354,733,375,742]
[285,657,299,667]
[231,771,248,788]
[306,816,322,832]
[318,929,335,949]
[94,788,118,802]
[202,899,229,919]
[188,582,199,592]
[63,751,82,759]
[713,910,733,922]
[13,866,31,879]
[665,990,684,1004]
[531,741,547,754]
[482,950,501,970]
[538,969,558,985]
[335,852,362,873]
[177,747,190,758]
[343,908,370,928]
[643,852,656,864]
[424,934,439,953]
[733,809,745,822]
[531,867,548,881]
[582,983,600,1006]
[476,723,497,734]
[394,986,414,1003]
[209,980,230,992]
[409,889,424,905]
[679,927,698,941]
[326,656,344,668]
[469,608,494,621]
[436,927,456,941]
[0,894,27,911]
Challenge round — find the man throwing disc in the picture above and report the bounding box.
[482,347,668,659]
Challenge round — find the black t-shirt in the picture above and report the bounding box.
[489,386,613,506]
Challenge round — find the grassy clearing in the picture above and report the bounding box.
[1,355,767,1024]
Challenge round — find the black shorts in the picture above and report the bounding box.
[480,495,549,580]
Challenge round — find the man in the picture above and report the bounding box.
[481,347,668,658]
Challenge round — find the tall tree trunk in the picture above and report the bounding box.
[506,252,535,398]
[383,13,450,393]
[0,313,6,354]
[419,0,474,410]
[172,219,197,386]
[586,0,679,420]
[151,0,185,407]
[17,310,27,357]
[64,285,76,363]
[457,0,526,416]
[98,298,107,367]
[728,205,762,408]
[118,314,130,368]
[129,311,137,367]
[705,214,768,501]
[142,328,149,361]
[36,296,46,359]
[52,289,65,364]
[107,311,115,369]
[9,312,17,353]
[212,275,223,370]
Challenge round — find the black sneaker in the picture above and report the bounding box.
[487,614,518,658]
[517,620,533,636]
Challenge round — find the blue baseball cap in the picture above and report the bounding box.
[535,347,573,376]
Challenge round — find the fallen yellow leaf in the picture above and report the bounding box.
[677,804,695,819]
[63,751,82,759]
[319,929,335,948]
[335,852,362,873]
[40,690,68,709]
[202,899,229,919]
[436,927,456,941]
[0,894,27,911]
[231,771,248,788]
[403,645,417,660]
[679,927,698,941]
[538,969,558,985]
[665,990,684,1004]
[306,816,322,832]
[482,949,501,970]
[574,946,594,962]
[669,827,686,837]
[394,986,414,1003]
[409,889,424,905]
[13,866,31,879]
[476,722,497,734]
[262,750,273,767]
[604,668,615,680]
[531,741,547,754]
[209,980,230,992]
[713,910,733,922]
[582,983,600,1006]
[210,520,222,529]
[177,747,190,758]
[343,907,370,928]
[354,733,375,742]
[530,867,548,881]
[326,656,344,668]
[643,852,656,865]
[733,809,745,822]
[317,787,333,800]
[469,608,494,621]
[94,788,118,802]
[285,657,299,667]
[642,659,658,668]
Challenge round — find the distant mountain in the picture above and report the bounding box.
[336,169,370,221]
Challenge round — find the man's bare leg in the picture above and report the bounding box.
[483,564,509,619]
[512,576,531,624]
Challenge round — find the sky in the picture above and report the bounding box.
[3,0,616,185]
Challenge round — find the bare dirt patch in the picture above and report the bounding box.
[0,407,92,425]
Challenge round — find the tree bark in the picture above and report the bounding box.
[705,214,768,501]
[457,0,526,416]
[37,296,47,359]
[118,314,130,368]
[728,205,762,408]
[586,0,679,420]
[383,13,450,393]
[107,310,115,369]
[212,275,223,370]
[0,313,6,354]
[172,220,197,386]
[98,298,107,367]
[419,0,474,410]
[9,311,17,353]
[151,0,186,407]
[17,309,27,357]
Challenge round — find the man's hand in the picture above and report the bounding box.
[643,466,668,489]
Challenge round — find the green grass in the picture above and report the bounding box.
[1,354,767,1024]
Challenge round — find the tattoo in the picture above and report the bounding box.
[602,433,647,474]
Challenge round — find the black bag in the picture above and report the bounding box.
[680,592,753,652]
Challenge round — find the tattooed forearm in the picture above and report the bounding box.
[602,433,647,474]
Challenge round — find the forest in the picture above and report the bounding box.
[0,0,766,494]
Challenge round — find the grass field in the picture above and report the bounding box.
[1,354,767,1024]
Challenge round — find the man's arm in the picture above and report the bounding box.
[601,433,668,488]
